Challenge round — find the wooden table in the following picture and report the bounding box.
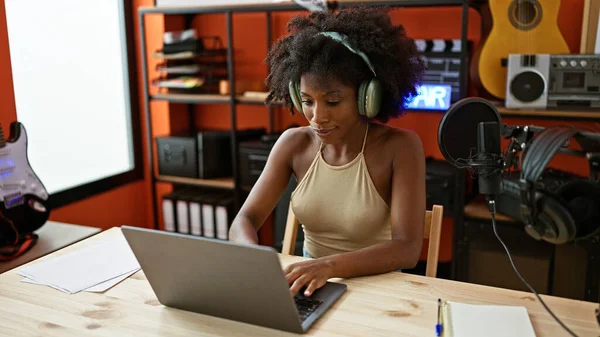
[0,221,100,274]
[0,227,598,337]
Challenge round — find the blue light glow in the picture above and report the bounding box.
[407,84,452,111]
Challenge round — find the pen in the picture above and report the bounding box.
[436,298,443,337]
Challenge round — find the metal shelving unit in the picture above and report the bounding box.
[138,0,471,231]
[156,175,235,189]
[151,93,232,104]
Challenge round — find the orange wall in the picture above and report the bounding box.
[0,0,15,129]
[0,0,593,241]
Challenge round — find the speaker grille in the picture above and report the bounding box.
[510,71,545,102]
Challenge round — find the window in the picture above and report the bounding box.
[4,0,142,208]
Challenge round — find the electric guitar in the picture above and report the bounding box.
[0,122,50,258]
[473,0,571,100]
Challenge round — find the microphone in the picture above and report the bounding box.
[476,121,503,198]
[437,97,505,198]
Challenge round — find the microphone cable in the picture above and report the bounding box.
[486,197,579,337]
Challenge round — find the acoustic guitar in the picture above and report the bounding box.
[473,0,570,100]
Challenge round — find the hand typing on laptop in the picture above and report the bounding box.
[285,258,334,297]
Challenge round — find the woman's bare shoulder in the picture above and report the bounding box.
[276,126,316,150]
[270,126,318,163]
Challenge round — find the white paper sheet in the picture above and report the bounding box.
[84,269,138,292]
[595,13,600,54]
[20,274,71,294]
[17,236,140,294]
[21,268,138,293]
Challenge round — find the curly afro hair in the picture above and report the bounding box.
[264,6,426,123]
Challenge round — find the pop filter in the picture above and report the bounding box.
[437,97,502,167]
[438,97,504,197]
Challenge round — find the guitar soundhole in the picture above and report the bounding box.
[508,0,542,31]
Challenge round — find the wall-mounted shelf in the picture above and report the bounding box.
[151,93,286,106]
[140,0,465,15]
[152,93,232,104]
[408,105,600,121]
[497,106,600,120]
[156,175,235,189]
[236,95,284,106]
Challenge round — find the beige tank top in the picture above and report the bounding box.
[290,123,392,258]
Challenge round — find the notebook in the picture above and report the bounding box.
[441,300,537,337]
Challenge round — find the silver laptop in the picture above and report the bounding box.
[121,226,347,334]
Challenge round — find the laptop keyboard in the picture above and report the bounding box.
[294,294,323,322]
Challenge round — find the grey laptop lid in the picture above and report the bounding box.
[121,226,346,334]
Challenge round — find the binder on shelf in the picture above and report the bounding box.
[162,192,177,232]
[175,189,195,235]
[161,187,235,240]
[199,192,222,239]
[201,202,215,238]
[162,189,190,232]
[214,195,234,240]
[192,189,234,240]
[161,188,194,233]
[188,194,203,236]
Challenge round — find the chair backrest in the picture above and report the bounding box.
[281,203,444,278]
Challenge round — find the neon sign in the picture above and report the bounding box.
[407,84,452,111]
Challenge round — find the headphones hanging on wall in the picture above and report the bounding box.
[288,31,383,119]
[519,126,600,244]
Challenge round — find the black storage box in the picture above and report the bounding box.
[239,139,276,186]
[197,130,232,179]
[157,128,266,179]
[157,135,198,178]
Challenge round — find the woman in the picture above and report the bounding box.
[229,6,427,297]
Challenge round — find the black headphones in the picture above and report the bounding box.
[519,126,600,244]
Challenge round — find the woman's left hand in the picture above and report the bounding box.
[284,259,335,297]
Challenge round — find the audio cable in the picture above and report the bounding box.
[486,197,579,337]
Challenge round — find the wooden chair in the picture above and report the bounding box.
[281,203,444,278]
